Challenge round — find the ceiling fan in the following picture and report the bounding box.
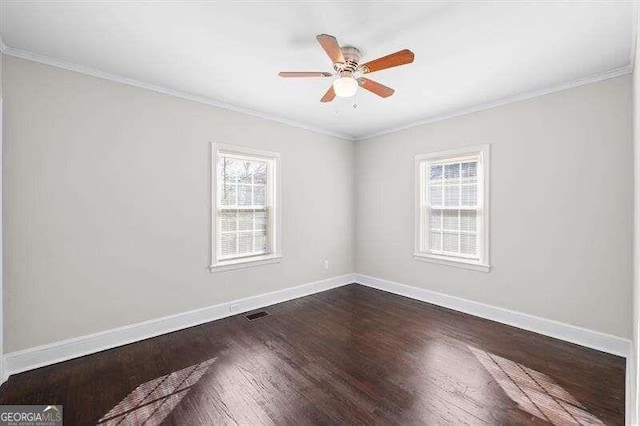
[278,34,415,102]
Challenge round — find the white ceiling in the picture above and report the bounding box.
[0,1,635,140]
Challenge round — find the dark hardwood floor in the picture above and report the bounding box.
[0,284,625,425]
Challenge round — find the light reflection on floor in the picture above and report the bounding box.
[97,357,217,426]
[469,346,603,425]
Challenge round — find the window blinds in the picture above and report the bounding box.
[217,155,271,261]
[422,157,480,259]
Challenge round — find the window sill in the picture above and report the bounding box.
[209,255,283,272]
[413,253,490,272]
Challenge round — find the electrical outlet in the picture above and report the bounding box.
[323,260,330,270]
[229,303,240,313]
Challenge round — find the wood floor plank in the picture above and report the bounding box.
[0,284,625,425]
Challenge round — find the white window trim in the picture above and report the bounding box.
[209,143,282,272]
[414,144,491,272]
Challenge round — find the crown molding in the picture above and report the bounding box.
[1,44,632,143]
[356,64,633,141]
[1,45,356,141]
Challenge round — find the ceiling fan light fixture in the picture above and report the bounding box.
[333,76,358,98]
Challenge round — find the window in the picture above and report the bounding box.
[210,144,281,271]
[415,145,490,272]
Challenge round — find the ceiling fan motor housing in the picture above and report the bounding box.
[335,46,362,75]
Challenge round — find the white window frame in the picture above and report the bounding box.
[210,143,282,272]
[414,144,491,272]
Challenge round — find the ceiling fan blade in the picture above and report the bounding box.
[316,34,345,64]
[357,77,395,98]
[320,85,336,103]
[360,49,415,74]
[278,72,333,78]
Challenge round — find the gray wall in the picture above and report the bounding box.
[632,12,640,421]
[356,75,633,339]
[3,57,355,352]
[3,55,633,354]
[0,51,4,380]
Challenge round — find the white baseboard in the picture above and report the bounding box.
[4,272,630,380]
[355,274,631,358]
[4,274,355,377]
